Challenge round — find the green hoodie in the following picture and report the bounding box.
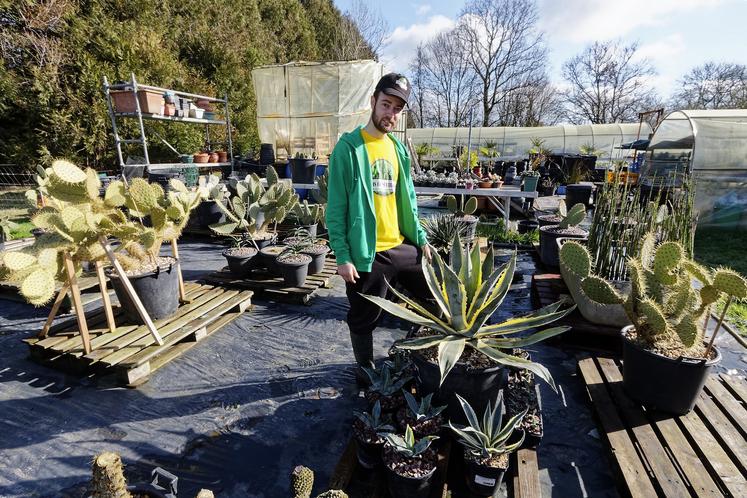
[326,126,427,272]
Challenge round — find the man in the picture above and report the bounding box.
[326,73,431,380]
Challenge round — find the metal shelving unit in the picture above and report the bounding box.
[103,73,234,175]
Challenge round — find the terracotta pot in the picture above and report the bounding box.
[193,153,209,163]
[479,181,493,189]
[217,151,228,162]
[163,104,175,117]
[208,152,218,163]
[492,181,503,188]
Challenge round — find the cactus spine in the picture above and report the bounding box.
[91,452,132,498]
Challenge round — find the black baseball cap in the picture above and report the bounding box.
[375,73,410,104]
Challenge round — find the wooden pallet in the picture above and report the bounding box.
[1,236,35,251]
[201,256,338,305]
[23,282,253,386]
[531,273,621,354]
[578,355,747,498]
[329,436,539,497]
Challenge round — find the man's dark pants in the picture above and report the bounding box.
[345,241,430,369]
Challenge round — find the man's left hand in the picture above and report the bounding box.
[421,244,432,262]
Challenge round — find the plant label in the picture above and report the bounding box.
[474,475,496,486]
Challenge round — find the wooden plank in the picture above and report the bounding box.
[94,260,116,333]
[695,390,747,474]
[720,374,747,407]
[38,282,70,338]
[596,358,689,496]
[97,288,240,367]
[63,252,91,354]
[515,449,540,498]
[577,357,658,497]
[705,377,747,438]
[679,408,747,497]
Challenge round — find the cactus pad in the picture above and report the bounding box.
[559,240,591,277]
[638,298,668,337]
[2,251,37,271]
[712,269,747,299]
[127,178,158,212]
[105,181,126,207]
[464,196,478,215]
[699,285,721,306]
[675,316,698,348]
[652,241,683,285]
[445,195,457,213]
[316,491,348,498]
[51,159,87,184]
[581,276,623,304]
[20,268,55,306]
[559,203,585,229]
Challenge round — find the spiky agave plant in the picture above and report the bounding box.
[361,234,574,389]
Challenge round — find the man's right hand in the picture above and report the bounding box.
[338,263,360,284]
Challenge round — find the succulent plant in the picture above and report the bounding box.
[557,201,586,229]
[315,491,348,498]
[362,234,574,389]
[560,241,626,305]
[311,170,328,204]
[447,392,525,460]
[402,391,446,422]
[354,400,395,435]
[420,214,468,256]
[290,465,314,498]
[363,364,413,397]
[384,424,438,459]
[615,233,747,354]
[445,195,477,217]
[0,215,19,242]
[293,200,323,225]
[91,451,132,498]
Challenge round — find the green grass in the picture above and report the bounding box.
[694,228,747,336]
[9,220,34,239]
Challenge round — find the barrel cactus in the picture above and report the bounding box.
[290,465,314,498]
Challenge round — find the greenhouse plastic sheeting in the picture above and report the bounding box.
[252,61,384,159]
[407,123,650,164]
[643,110,747,228]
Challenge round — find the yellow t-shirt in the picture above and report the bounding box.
[361,129,404,252]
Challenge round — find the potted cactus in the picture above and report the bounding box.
[448,393,526,496]
[301,239,330,276]
[276,236,313,287]
[395,391,446,439]
[444,195,478,242]
[538,202,587,267]
[558,240,631,327]
[362,234,573,421]
[581,233,747,414]
[353,400,395,469]
[292,200,323,238]
[419,214,468,261]
[382,425,439,498]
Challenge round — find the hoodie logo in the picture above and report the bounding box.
[371,159,395,196]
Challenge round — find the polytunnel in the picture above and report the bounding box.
[407,123,651,165]
[643,109,747,228]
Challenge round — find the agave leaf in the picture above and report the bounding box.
[483,397,496,441]
[472,340,557,391]
[396,334,449,350]
[447,422,484,450]
[456,393,481,432]
[437,337,466,386]
[467,240,482,302]
[424,253,451,319]
[501,433,526,454]
[404,391,420,416]
[385,282,455,333]
[475,302,573,337]
[481,244,494,279]
[359,293,453,333]
[494,408,527,444]
[467,260,509,322]
[479,326,570,348]
[441,263,468,330]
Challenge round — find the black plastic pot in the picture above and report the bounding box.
[621,326,720,415]
[222,247,258,277]
[188,200,224,229]
[565,184,593,208]
[302,247,330,275]
[259,245,285,275]
[252,234,275,251]
[539,225,587,267]
[108,259,180,323]
[355,435,384,469]
[517,220,538,234]
[291,158,317,184]
[536,214,562,228]
[464,451,507,496]
[148,170,185,192]
[277,253,312,287]
[456,215,478,243]
[296,223,318,239]
[384,461,437,498]
[259,143,275,165]
[411,351,507,424]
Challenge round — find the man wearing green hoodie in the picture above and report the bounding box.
[326,73,430,380]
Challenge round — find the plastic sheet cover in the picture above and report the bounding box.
[252,61,383,159]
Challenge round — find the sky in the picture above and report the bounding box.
[333,0,747,100]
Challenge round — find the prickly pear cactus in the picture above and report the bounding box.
[558,203,585,229]
[290,465,314,498]
[445,195,477,217]
[315,491,348,498]
[559,240,591,278]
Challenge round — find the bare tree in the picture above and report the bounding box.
[331,0,389,61]
[408,44,428,127]
[562,40,658,124]
[494,75,564,126]
[457,0,547,126]
[670,62,747,110]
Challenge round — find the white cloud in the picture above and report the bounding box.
[634,34,686,62]
[539,0,724,43]
[380,15,457,72]
[415,3,432,15]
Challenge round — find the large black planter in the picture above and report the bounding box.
[108,259,180,323]
[222,247,258,277]
[354,435,384,469]
[464,450,508,496]
[384,460,437,498]
[291,158,317,184]
[536,214,562,228]
[411,351,507,424]
[276,253,311,287]
[302,245,330,275]
[565,184,593,208]
[517,220,538,234]
[188,200,224,229]
[539,225,587,267]
[621,326,720,415]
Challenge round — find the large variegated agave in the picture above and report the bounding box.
[361,235,574,389]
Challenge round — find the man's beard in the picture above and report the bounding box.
[372,110,395,134]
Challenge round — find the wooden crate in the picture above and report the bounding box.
[201,256,338,305]
[578,355,747,497]
[531,273,621,354]
[23,282,253,386]
[329,436,540,497]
